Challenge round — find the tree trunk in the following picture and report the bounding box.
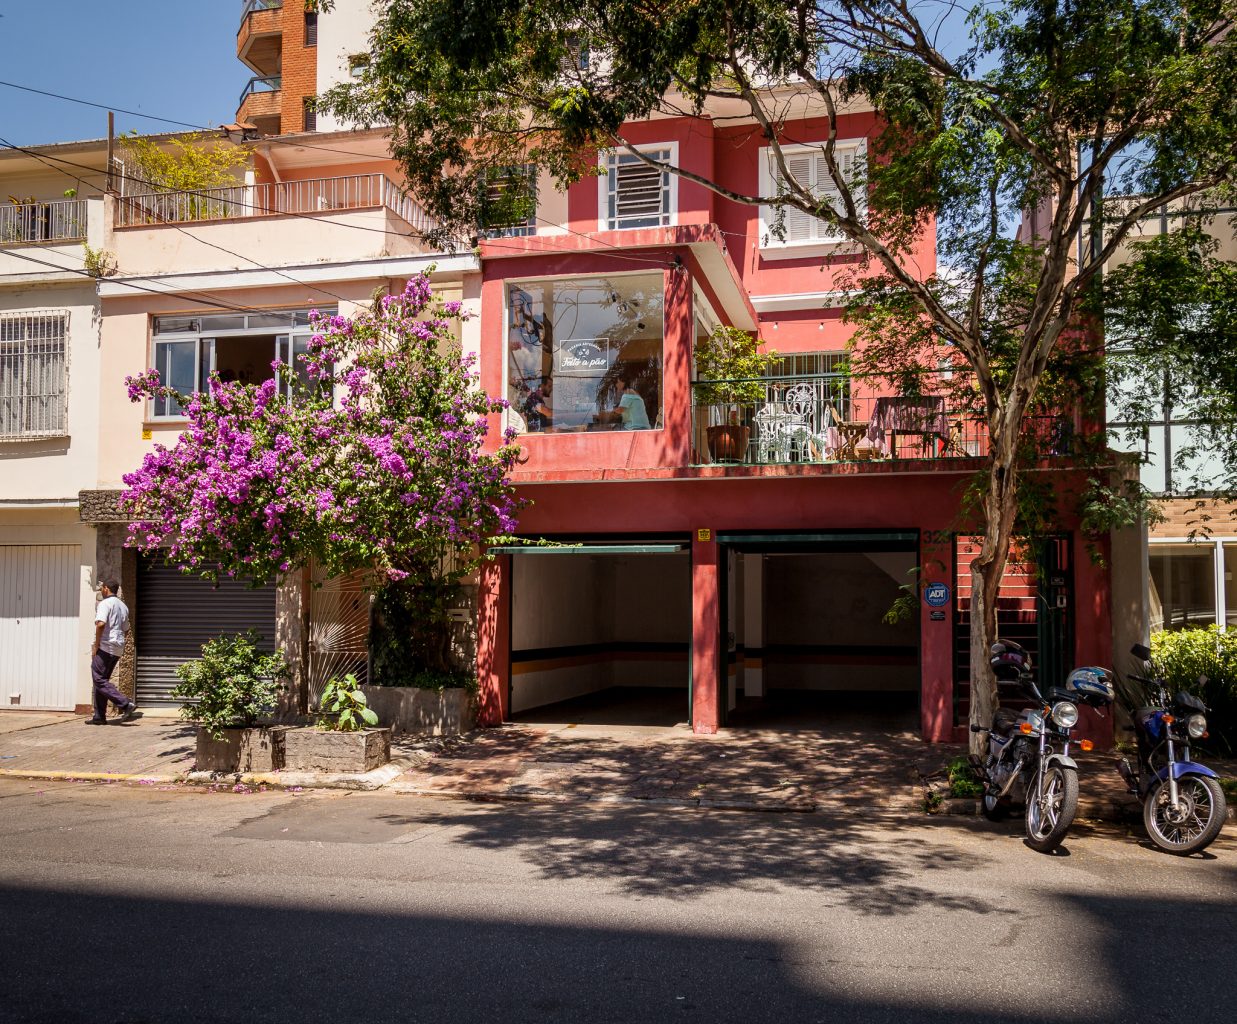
[968,430,1022,756]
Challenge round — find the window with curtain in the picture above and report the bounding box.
[0,311,67,437]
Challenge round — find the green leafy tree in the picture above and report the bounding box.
[322,1,1237,748]
[1104,225,1237,505]
[119,131,249,193]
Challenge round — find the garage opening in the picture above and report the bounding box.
[721,533,920,731]
[136,554,277,707]
[500,542,691,727]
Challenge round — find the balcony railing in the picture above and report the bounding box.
[238,74,281,107]
[240,0,282,22]
[691,372,1080,466]
[114,174,439,237]
[0,199,87,245]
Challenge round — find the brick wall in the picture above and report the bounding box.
[1150,497,1237,538]
[279,2,318,133]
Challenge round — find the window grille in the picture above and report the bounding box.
[0,311,68,438]
[605,148,672,229]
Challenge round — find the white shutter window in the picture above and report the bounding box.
[762,142,865,248]
[606,148,673,229]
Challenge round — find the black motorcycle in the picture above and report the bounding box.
[1116,643,1227,855]
[971,640,1114,853]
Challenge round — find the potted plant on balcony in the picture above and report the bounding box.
[693,326,778,462]
[172,631,290,773]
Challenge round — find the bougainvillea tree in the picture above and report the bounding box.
[123,273,523,687]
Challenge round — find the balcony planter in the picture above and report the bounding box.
[283,727,391,773]
[195,725,288,773]
[705,424,751,463]
[358,685,476,736]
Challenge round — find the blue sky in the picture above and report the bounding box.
[0,1,245,146]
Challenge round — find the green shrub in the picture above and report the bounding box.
[317,674,379,732]
[1150,625,1237,753]
[946,755,984,798]
[172,631,288,739]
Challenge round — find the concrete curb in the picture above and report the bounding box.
[0,758,416,792]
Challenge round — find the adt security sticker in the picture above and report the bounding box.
[924,582,951,607]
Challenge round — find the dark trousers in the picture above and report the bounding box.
[91,650,128,719]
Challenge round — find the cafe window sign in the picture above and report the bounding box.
[507,274,664,434]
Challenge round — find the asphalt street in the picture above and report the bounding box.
[0,778,1234,1024]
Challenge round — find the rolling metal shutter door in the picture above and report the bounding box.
[136,557,277,706]
[0,545,80,711]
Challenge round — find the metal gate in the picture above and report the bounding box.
[307,569,371,708]
[0,545,80,710]
[136,556,276,706]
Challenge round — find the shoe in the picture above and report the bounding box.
[85,718,106,725]
[117,703,139,722]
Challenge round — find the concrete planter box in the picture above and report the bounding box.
[195,726,287,773]
[283,727,391,773]
[358,686,475,736]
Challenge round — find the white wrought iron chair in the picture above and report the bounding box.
[780,382,821,461]
[753,402,793,463]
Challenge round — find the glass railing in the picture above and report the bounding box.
[690,372,1081,466]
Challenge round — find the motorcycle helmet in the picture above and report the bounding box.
[1065,666,1115,706]
[990,640,1030,680]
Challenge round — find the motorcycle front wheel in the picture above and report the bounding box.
[1143,774,1226,856]
[1024,765,1078,853]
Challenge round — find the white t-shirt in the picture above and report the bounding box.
[95,595,129,656]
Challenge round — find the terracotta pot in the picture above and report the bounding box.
[706,424,750,463]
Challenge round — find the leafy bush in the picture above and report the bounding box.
[172,631,288,739]
[317,674,379,732]
[1150,625,1237,753]
[946,756,983,798]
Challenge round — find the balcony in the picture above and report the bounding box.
[0,199,87,246]
[236,75,281,131]
[690,372,1080,467]
[109,174,441,276]
[237,0,283,76]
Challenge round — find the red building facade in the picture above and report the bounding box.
[466,102,1111,745]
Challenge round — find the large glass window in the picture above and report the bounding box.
[150,307,335,418]
[507,275,663,434]
[1149,543,1216,631]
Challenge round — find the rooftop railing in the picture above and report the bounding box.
[238,75,281,107]
[691,372,1081,466]
[114,173,438,238]
[0,199,87,245]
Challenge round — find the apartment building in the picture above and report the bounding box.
[236,0,374,135]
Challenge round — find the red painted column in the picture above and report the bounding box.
[476,555,511,726]
[919,536,954,743]
[691,533,720,733]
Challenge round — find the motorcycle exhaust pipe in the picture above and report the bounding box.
[995,758,1026,799]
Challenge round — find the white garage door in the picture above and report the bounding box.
[0,545,81,711]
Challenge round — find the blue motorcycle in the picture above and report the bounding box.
[1117,644,1227,855]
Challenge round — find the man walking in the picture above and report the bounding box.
[89,578,136,724]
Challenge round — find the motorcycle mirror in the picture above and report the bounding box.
[1130,643,1152,661]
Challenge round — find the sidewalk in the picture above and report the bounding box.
[1,712,1229,824]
